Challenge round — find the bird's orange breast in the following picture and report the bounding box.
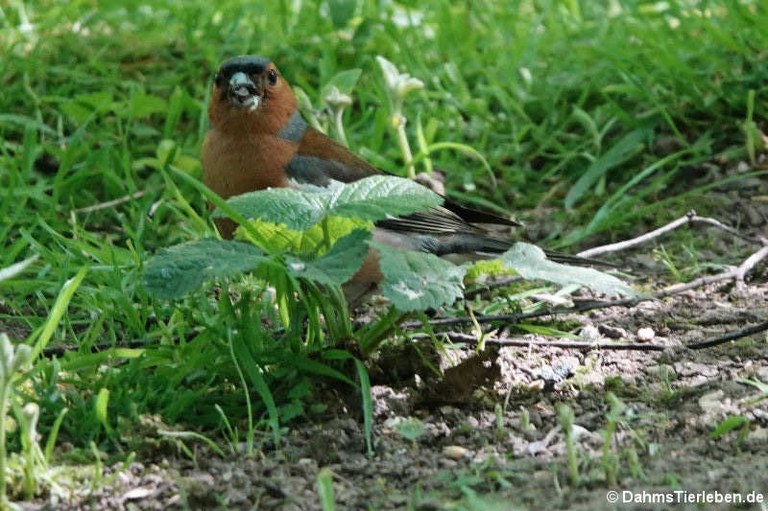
[202,130,294,200]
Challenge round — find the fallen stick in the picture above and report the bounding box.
[577,209,762,258]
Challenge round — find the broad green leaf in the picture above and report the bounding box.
[330,175,442,221]
[374,242,466,311]
[220,187,327,230]
[238,216,372,255]
[323,69,362,96]
[143,239,267,299]
[220,175,442,230]
[564,129,647,209]
[285,230,370,285]
[501,243,636,297]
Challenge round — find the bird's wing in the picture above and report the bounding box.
[289,127,380,185]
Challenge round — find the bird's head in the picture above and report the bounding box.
[208,55,296,132]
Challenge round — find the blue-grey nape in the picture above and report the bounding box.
[277,109,308,142]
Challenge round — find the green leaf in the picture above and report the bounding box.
[143,239,267,299]
[329,0,358,28]
[564,129,647,209]
[222,187,328,230]
[221,175,442,230]
[374,242,466,311]
[238,216,371,255]
[330,175,442,221]
[501,243,636,297]
[285,230,370,285]
[323,69,362,96]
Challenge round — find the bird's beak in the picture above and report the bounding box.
[228,72,261,110]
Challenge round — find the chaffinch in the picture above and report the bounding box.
[202,55,596,306]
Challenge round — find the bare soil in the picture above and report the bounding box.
[23,273,768,510]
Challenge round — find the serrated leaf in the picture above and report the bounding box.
[286,230,371,285]
[329,175,442,221]
[143,239,267,299]
[374,242,466,312]
[220,175,442,230]
[220,188,327,230]
[501,242,636,297]
[237,216,372,255]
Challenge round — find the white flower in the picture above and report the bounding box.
[376,56,424,103]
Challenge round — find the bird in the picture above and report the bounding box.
[202,55,603,306]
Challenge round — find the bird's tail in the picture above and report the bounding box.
[434,234,614,268]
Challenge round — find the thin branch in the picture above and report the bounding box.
[577,210,762,258]
[74,190,147,214]
[401,297,642,330]
[687,320,768,350]
[659,243,768,295]
[414,331,666,352]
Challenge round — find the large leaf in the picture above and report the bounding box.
[219,175,442,231]
[220,188,327,230]
[330,175,442,221]
[286,230,371,285]
[373,242,467,312]
[143,239,267,299]
[237,216,372,256]
[501,242,636,297]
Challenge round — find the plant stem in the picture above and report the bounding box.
[0,382,10,508]
[333,109,348,148]
[393,113,415,179]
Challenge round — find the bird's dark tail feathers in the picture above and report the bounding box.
[434,234,614,268]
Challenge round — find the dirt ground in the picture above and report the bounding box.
[22,271,767,510]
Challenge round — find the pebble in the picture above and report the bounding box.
[442,445,469,460]
[637,327,655,342]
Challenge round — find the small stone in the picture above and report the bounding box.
[637,327,655,342]
[580,325,601,342]
[123,487,154,500]
[442,445,469,460]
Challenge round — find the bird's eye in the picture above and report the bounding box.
[267,69,278,86]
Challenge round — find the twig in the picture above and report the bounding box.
[577,210,762,258]
[413,331,666,352]
[420,320,768,353]
[74,190,147,214]
[686,320,768,350]
[660,243,768,295]
[401,297,642,330]
[42,317,768,359]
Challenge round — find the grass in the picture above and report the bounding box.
[0,0,766,504]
